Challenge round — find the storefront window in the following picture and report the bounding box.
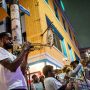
[29,62,45,73]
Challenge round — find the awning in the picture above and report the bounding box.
[0,0,8,21]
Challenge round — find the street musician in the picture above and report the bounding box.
[0,32,31,90]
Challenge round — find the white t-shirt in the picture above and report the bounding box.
[31,83,36,90]
[31,82,44,90]
[34,82,44,90]
[44,77,62,90]
[0,47,27,90]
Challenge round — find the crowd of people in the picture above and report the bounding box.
[0,32,90,90]
[30,59,90,90]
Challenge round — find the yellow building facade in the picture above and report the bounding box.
[0,0,81,74]
[19,0,81,73]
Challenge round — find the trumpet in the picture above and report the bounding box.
[13,42,52,55]
[12,42,33,55]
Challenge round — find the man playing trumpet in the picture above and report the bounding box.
[0,32,31,90]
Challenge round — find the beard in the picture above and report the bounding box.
[3,43,13,50]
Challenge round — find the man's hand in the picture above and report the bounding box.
[23,42,33,52]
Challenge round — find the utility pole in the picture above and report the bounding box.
[10,0,22,52]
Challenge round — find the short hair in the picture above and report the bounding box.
[43,65,53,77]
[0,32,11,39]
[54,69,59,74]
[39,75,44,82]
[70,60,79,66]
[32,74,37,79]
[39,75,44,79]
[62,66,68,72]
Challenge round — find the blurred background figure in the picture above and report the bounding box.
[43,65,62,90]
[84,60,90,80]
[39,75,45,90]
[31,74,44,90]
[69,60,84,79]
[54,69,65,84]
[63,66,72,84]
[81,59,90,89]
[43,65,72,90]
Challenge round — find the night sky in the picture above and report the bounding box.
[62,0,90,48]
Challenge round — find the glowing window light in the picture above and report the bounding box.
[45,0,48,3]
[60,0,65,11]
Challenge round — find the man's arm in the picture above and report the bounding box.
[70,63,82,76]
[20,52,29,76]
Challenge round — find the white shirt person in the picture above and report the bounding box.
[0,32,31,90]
[44,77,62,90]
[0,47,27,90]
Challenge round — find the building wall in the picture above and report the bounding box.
[20,0,81,66]
[20,0,42,43]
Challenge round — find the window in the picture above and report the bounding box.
[53,2,59,20]
[60,0,65,11]
[53,33,68,57]
[57,0,65,11]
[46,16,67,56]
[68,44,74,61]
[45,0,48,3]
[47,28,54,46]
[75,52,80,61]
[68,27,72,39]
[53,33,62,52]
[30,62,45,73]
[62,17,67,31]
[61,39,67,57]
